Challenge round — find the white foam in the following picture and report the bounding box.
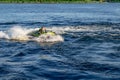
[48,26,120,33]
[8,26,30,41]
[1,25,118,42]
[0,31,9,39]
[34,35,64,42]
[0,26,64,42]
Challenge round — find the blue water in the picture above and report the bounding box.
[0,3,120,80]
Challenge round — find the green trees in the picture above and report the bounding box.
[0,0,119,3]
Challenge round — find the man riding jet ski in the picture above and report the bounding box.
[29,27,56,37]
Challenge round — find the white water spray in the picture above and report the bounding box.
[8,26,30,40]
[0,26,64,42]
[0,31,9,39]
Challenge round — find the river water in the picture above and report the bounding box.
[0,3,120,80]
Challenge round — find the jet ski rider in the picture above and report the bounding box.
[39,27,47,34]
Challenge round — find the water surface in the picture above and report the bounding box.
[0,3,120,80]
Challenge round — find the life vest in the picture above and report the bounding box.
[39,28,47,34]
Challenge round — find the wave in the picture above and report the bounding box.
[0,31,9,39]
[47,25,120,33]
[0,21,45,26]
[0,26,64,42]
[48,26,120,43]
[0,25,120,42]
[0,21,120,26]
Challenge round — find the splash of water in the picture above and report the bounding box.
[1,25,119,42]
[0,31,9,39]
[0,26,64,42]
[34,34,64,42]
[8,26,30,41]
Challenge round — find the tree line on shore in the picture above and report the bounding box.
[0,0,119,3]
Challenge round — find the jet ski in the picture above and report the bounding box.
[28,30,56,37]
[28,29,64,42]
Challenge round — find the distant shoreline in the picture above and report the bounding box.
[0,0,120,4]
[0,0,119,4]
